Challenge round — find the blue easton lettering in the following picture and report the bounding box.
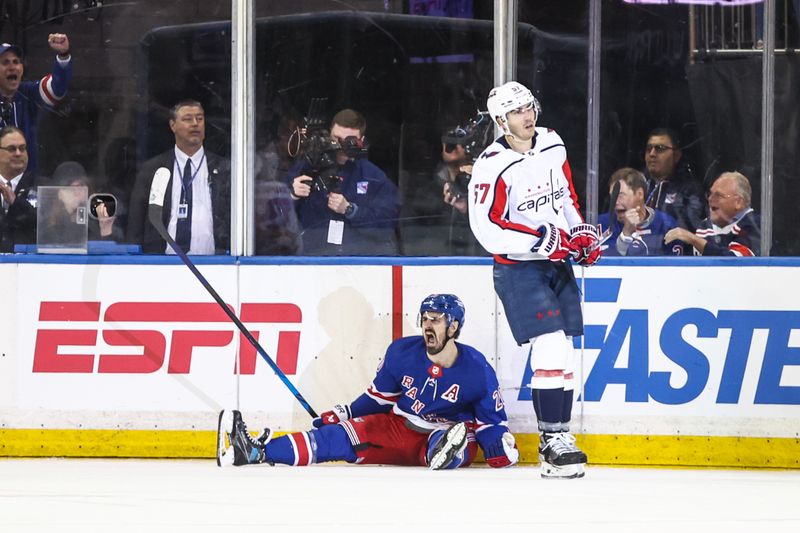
[716,311,800,405]
[650,308,714,405]
[518,279,800,406]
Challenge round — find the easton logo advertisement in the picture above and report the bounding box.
[517,277,800,407]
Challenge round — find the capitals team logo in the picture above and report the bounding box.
[516,171,564,216]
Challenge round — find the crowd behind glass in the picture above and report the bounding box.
[1,0,796,257]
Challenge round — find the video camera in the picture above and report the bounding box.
[441,111,493,199]
[288,98,369,194]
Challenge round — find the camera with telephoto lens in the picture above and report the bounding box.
[290,98,370,194]
[299,131,344,193]
[441,111,493,199]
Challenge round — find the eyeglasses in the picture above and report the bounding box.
[645,144,675,154]
[0,144,26,153]
[706,191,739,201]
[443,143,460,153]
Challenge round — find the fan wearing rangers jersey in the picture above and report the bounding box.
[665,171,761,256]
[0,35,72,174]
[217,294,519,471]
[468,81,601,479]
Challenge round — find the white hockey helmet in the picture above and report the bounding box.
[486,81,541,134]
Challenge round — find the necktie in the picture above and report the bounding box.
[175,158,193,252]
[1,181,11,212]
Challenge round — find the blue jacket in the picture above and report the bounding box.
[599,207,683,256]
[695,209,761,257]
[286,157,400,255]
[0,55,72,173]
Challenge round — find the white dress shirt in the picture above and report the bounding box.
[166,146,215,255]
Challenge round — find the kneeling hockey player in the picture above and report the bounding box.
[217,293,518,471]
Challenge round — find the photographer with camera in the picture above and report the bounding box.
[434,119,490,256]
[287,108,399,256]
[51,161,123,242]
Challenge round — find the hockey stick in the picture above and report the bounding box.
[147,167,318,418]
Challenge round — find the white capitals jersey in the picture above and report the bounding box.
[468,128,584,262]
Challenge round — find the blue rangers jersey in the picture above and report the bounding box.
[348,335,510,450]
[695,208,761,256]
[0,55,72,173]
[468,129,584,263]
[598,207,683,256]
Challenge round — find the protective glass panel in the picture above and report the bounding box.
[252,1,494,256]
[598,0,800,257]
[36,186,88,254]
[9,1,232,256]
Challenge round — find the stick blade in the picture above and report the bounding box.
[147,167,172,235]
[216,410,234,467]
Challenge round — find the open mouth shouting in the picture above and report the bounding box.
[424,327,438,346]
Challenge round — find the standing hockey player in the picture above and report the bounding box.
[468,81,602,478]
[218,294,518,471]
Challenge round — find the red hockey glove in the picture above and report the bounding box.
[569,223,603,266]
[532,223,579,262]
[484,432,519,468]
[311,404,351,428]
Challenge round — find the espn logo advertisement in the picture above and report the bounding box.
[33,301,301,375]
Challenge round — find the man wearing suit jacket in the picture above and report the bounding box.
[0,126,38,252]
[128,100,230,254]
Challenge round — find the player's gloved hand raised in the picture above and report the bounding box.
[311,404,351,428]
[484,432,519,468]
[532,223,579,262]
[569,223,603,266]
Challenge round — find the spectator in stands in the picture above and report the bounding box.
[599,167,683,256]
[255,179,302,255]
[52,161,122,242]
[437,127,485,255]
[665,171,760,256]
[256,114,299,183]
[403,127,485,256]
[287,108,399,255]
[642,128,705,235]
[0,34,72,173]
[254,114,302,255]
[127,100,230,254]
[0,127,38,252]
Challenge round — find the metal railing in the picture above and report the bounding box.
[690,0,796,57]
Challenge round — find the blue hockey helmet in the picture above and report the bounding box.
[419,294,465,336]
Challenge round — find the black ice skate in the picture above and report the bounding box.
[428,421,468,470]
[538,432,587,479]
[216,410,269,467]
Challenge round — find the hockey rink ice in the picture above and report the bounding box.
[1,458,799,532]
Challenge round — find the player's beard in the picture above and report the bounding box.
[424,327,451,356]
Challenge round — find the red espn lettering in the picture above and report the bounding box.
[32,301,301,375]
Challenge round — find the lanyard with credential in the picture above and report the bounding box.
[175,153,206,202]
